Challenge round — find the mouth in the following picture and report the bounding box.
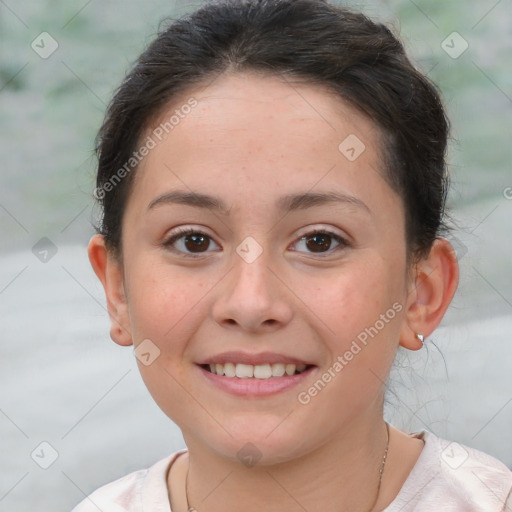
[196,356,317,397]
[200,362,313,379]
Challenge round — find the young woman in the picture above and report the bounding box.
[74,0,512,510]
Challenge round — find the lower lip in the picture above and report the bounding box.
[197,365,316,397]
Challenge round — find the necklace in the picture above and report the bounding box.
[368,421,390,512]
[184,421,390,512]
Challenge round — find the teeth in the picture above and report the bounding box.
[253,364,272,379]
[235,364,253,378]
[224,362,236,377]
[272,363,286,377]
[206,362,309,378]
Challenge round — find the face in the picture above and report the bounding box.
[114,72,413,464]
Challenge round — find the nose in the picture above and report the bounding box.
[211,250,294,333]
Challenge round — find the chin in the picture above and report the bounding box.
[196,418,318,468]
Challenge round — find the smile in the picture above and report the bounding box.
[197,361,316,397]
[204,362,310,379]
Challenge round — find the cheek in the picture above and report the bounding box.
[124,260,211,418]
[299,257,404,344]
[125,259,209,347]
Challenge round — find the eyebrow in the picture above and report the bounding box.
[147,189,371,215]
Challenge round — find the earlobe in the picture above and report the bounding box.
[87,234,133,347]
[399,237,459,350]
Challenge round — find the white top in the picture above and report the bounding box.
[71,431,512,511]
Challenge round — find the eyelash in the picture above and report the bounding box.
[162,227,350,259]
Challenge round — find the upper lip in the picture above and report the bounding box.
[197,351,315,366]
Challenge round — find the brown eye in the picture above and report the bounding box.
[163,228,220,257]
[294,230,348,256]
[183,233,210,252]
[305,233,332,253]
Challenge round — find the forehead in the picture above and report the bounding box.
[130,71,394,216]
[150,71,380,153]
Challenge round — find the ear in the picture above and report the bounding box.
[87,234,133,346]
[399,237,459,350]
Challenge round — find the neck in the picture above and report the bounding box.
[179,414,390,512]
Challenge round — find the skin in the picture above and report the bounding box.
[89,71,459,512]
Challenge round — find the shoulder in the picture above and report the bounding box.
[386,430,512,512]
[70,450,186,512]
[383,431,512,512]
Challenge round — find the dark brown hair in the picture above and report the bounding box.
[94,0,451,263]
